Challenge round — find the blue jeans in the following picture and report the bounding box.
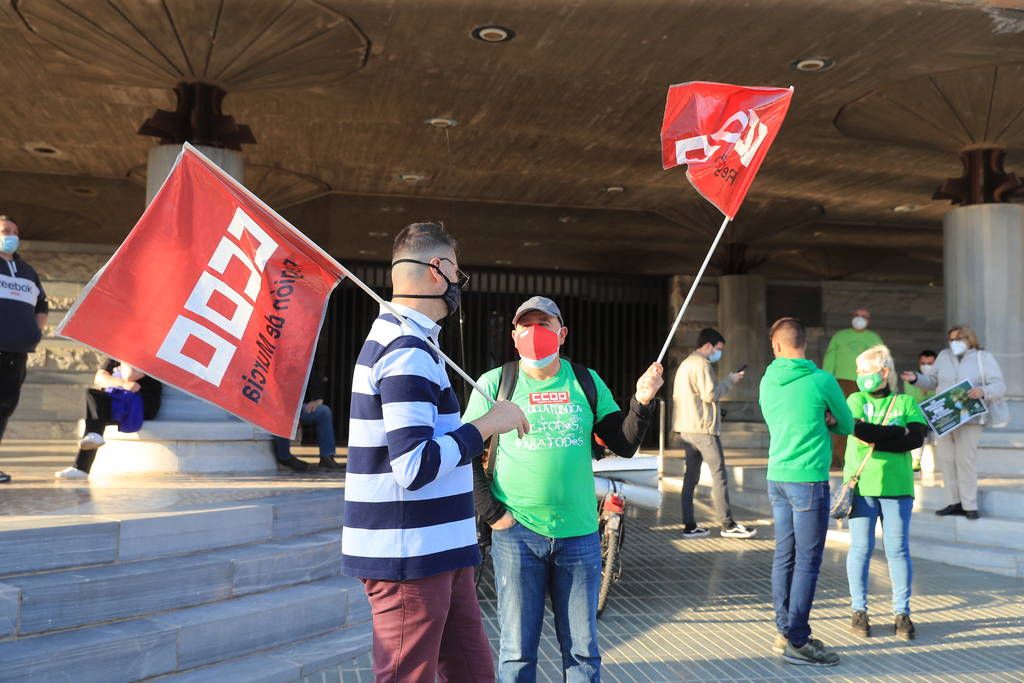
[768,480,830,647]
[490,522,601,682]
[271,404,335,461]
[846,495,913,616]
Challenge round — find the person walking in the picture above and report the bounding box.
[759,317,853,667]
[823,307,884,468]
[0,215,49,484]
[672,327,755,539]
[843,345,927,641]
[465,295,662,682]
[342,222,528,683]
[901,325,1005,520]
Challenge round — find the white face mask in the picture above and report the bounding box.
[919,364,934,376]
[520,352,558,369]
[949,340,968,357]
[851,316,868,331]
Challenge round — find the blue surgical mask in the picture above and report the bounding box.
[520,352,558,369]
[708,349,722,363]
[0,235,18,254]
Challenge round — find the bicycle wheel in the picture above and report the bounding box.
[596,520,622,618]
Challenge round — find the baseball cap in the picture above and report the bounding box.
[512,296,563,325]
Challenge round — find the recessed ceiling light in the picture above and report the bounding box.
[398,172,428,183]
[522,241,541,247]
[24,142,62,157]
[471,25,516,43]
[603,185,626,194]
[368,231,389,237]
[557,215,577,224]
[358,249,377,255]
[380,205,406,213]
[812,230,825,237]
[425,117,458,129]
[495,259,513,265]
[893,204,922,213]
[790,57,836,73]
[68,186,97,197]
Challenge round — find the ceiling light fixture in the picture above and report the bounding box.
[471,25,516,43]
[368,231,389,237]
[790,57,836,73]
[893,204,922,213]
[68,186,97,197]
[425,117,458,129]
[603,185,626,194]
[522,241,541,247]
[495,259,513,265]
[398,172,427,183]
[358,249,376,256]
[24,142,62,156]
[557,215,577,224]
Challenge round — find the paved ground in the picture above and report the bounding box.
[318,487,1024,682]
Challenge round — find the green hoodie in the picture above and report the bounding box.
[759,357,854,482]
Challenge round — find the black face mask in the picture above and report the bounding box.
[392,258,466,318]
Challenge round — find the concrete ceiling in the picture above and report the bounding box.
[2,0,1024,283]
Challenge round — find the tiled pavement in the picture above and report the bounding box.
[313,488,1024,682]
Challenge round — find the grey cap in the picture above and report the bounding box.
[512,296,563,325]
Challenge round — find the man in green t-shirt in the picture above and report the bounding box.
[823,307,884,468]
[464,296,662,682]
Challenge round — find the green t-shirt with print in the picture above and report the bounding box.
[843,392,927,497]
[463,360,619,538]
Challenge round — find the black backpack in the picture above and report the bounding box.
[481,360,605,479]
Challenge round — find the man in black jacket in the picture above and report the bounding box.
[0,216,48,483]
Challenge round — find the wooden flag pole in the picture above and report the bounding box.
[656,215,731,364]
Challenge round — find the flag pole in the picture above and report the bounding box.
[656,214,731,364]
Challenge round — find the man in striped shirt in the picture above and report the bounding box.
[343,222,528,683]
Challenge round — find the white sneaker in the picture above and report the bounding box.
[54,467,88,480]
[721,523,758,539]
[78,433,105,450]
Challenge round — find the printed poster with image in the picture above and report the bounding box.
[918,380,988,437]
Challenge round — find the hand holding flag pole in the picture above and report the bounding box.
[655,82,794,365]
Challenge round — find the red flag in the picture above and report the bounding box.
[57,144,344,437]
[661,82,793,219]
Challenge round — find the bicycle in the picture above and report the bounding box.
[596,478,627,618]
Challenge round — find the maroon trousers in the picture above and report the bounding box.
[361,566,494,683]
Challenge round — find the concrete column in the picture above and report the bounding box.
[90,144,275,476]
[944,203,1024,428]
[717,275,767,420]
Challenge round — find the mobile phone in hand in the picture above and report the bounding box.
[735,364,747,373]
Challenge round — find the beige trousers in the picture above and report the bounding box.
[935,423,984,510]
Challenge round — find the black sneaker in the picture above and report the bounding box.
[278,456,310,472]
[783,638,839,667]
[0,471,9,484]
[963,509,980,520]
[682,526,710,539]
[319,456,343,471]
[895,613,916,640]
[721,523,757,539]
[935,503,964,517]
[851,610,870,637]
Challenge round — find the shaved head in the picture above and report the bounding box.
[769,317,806,351]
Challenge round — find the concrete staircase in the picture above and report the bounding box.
[668,423,1024,579]
[0,491,371,682]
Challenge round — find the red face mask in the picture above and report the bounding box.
[513,324,561,361]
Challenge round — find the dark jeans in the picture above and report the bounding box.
[679,432,734,528]
[75,388,161,472]
[491,522,601,682]
[0,352,28,442]
[271,404,335,461]
[768,480,830,648]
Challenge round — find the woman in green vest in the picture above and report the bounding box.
[843,345,928,641]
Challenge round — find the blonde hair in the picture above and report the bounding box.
[948,324,982,350]
[856,344,897,392]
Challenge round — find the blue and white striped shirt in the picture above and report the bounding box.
[341,303,484,580]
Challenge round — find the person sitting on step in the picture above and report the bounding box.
[272,360,341,471]
[54,358,162,479]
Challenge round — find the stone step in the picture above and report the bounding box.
[827,528,1024,579]
[0,576,365,683]
[977,447,1022,477]
[2,533,341,636]
[0,491,344,578]
[150,621,372,683]
[914,479,1024,520]
[3,419,79,440]
[904,509,1024,552]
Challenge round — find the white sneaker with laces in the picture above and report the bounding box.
[721,523,758,539]
[78,432,105,450]
[54,467,88,480]
[682,526,710,539]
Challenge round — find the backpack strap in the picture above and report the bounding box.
[569,362,606,459]
[483,361,520,477]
